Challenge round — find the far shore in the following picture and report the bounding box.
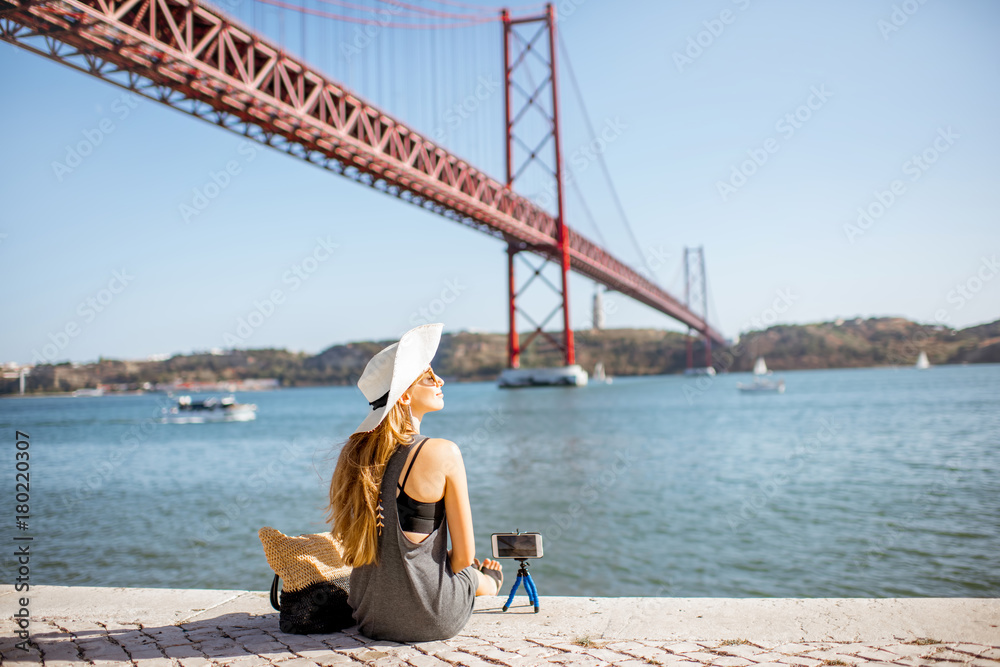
[2,361,996,400]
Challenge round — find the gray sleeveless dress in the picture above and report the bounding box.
[347,435,477,642]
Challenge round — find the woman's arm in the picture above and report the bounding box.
[437,440,476,574]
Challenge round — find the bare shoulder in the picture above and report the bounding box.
[420,437,464,465]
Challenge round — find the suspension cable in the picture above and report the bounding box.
[567,171,609,248]
[417,0,543,13]
[557,32,657,284]
[256,0,497,28]
[370,0,489,20]
[309,0,481,20]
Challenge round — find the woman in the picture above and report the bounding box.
[325,322,503,642]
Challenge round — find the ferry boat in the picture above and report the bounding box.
[497,365,589,388]
[161,395,257,423]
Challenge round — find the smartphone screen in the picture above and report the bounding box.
[492,533,542,559]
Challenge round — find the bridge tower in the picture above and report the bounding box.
[684,246,713,372]
[499,4,586,387]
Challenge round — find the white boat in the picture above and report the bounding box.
[73,387,105,397]
[161,395,257,423]
[683,367,716,376]
[737,356,785,393]
[738,378,785,393]
[592,361,613,384]
[497,365,588,388]
[915,351,930,370]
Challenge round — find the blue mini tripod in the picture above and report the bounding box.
[502,559,539,613]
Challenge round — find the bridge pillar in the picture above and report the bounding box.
[507,244,520,369]
[502,3,575,370]
[685,246,715,373]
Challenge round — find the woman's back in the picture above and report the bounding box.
[347,435,477,642]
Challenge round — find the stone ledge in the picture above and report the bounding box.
[3,587,999,667]
[2,586,998,644]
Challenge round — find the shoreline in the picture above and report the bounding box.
[2,362,997,399]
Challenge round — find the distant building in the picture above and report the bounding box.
[592,288,605,331]
[240,378,280,390]
[154,378,280,392]
[1,363,32,395]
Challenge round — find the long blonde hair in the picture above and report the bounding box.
[325,399,417,567]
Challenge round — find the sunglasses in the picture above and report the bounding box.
[416,367,441,386]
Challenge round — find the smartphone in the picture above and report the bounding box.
[491,532,543,559]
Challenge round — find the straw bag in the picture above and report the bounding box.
[258,527,355,634]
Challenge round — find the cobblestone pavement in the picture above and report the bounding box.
[2,616,999,667]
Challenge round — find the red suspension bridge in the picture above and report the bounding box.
[0,0,726,378]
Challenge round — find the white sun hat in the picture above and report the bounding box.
[352,323,444,435]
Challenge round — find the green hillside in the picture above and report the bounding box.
[4,317,997,395]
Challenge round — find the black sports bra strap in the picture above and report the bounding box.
[397,436,429,492]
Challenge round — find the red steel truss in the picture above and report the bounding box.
[502,5,574,369]
[0,0,726,348]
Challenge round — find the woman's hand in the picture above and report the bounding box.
[472,558,504,596]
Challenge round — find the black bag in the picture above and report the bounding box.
[258,527,355,635]
[269,573,354,634]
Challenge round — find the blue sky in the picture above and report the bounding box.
[1,0,998,365]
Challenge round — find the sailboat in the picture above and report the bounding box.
[738,356,785,393]
[915,351,930,370]
[592,361,613,384]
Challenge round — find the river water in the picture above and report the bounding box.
[3,364,998,597]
